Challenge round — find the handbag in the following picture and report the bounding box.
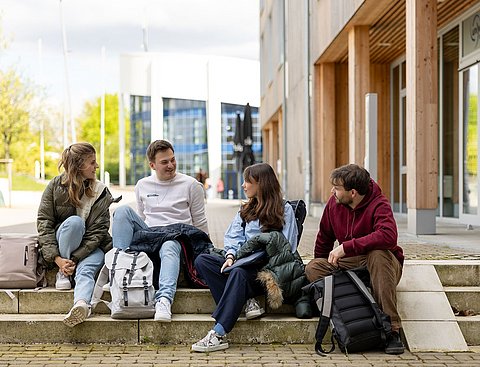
[0,233,45,288]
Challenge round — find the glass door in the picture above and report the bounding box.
[460,64,480,225]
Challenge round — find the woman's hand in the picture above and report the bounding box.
[220,256,235,273]
[54,256,76,276]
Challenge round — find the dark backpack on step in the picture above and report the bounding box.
[303,267,392,355]
[286,199,306,244]
[241,199,306,244]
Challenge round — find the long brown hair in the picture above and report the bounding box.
[58,142,96,207]
[239,163,284,232]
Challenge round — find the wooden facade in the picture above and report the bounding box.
[260,0,480,232]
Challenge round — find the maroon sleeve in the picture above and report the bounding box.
[313,201,336,258]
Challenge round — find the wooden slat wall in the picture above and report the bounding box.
[338,0,480,64]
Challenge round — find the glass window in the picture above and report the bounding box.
[163,98,208,179]
[462,66,478,215]
[440,26,459,217]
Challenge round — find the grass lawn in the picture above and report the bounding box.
[0,174,48,191]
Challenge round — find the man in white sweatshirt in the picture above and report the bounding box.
[112,139,208,321]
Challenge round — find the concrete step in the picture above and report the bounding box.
[431,260,480,286]
[0,314,318,344]
[0,288,295,315]
[445,286,480,314]
[457,315,480,346]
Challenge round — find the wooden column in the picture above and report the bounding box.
[406,0,438,234]
[348,25,370,165]
[313,63,336,202]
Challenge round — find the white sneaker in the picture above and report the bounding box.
[192,330,229,353]
[63,300,91,327]
[154,297,172,322]
[245,298,265,320]
[55,271,72,290]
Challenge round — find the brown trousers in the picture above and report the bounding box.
[305,250,403,332]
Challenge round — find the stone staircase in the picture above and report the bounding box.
[0,271,318,344]
[437,260,480,346]
[0,260,479,347]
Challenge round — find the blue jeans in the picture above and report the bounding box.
[112,205,181,303]
[56,216,104,305]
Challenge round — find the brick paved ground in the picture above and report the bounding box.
[0,344,480,366]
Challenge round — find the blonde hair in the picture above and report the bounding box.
[58,142,96,207]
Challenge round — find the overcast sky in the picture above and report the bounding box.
[0,0,259,116]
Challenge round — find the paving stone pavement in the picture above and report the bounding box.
[0,344,480,366]
[1,190,480,365]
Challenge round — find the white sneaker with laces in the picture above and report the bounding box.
[245,298,265,320]
[55,271,72,290]
[154,297,172,322]
[63,300,91,327]
[192,330,229,353]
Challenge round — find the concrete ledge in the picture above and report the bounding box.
[0,314,319,344]
[139,314,319,344]
[0,314,138,344]
[0,290,18,313]
[402,320,469,352]
[3,287,297,316]
[445,287,480,314]
[457,316,480,345]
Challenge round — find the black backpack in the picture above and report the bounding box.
[241,199,307,243]
[286,199,307,244]
[303,267,392,355]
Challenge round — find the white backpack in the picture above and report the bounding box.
[92,248,156,319]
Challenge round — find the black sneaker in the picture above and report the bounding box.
[385,331,405,355]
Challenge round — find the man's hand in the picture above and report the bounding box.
[328,244,345,267]
[54,256,76,276]
[220,258,234,273]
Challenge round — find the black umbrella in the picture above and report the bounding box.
[243,103,253,147]
[241,103,255,170]
[233,112,243,156]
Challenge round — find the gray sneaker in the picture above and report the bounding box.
[192,330,229,353]
[55,271,72,290]
[63,300,91,327]
[245,298,265,320]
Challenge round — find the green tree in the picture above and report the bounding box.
[0,69,34,159]
[77,93,129,183]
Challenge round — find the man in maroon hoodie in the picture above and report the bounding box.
[305,164,405,354]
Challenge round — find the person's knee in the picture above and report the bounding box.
[305,258,329,282]
[367,250,394,268]
[113,205,134,220]
[64,215,85,232]
[160,240,181,257]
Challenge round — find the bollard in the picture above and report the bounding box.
[104,171,110,188]
[228,189,234,200]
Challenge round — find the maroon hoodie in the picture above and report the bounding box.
[314,179,404,265]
